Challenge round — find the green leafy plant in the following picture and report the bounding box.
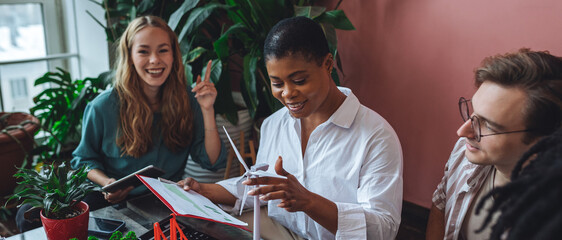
[109,230,137,240]
[5,163,100,219]
[29,68,111,164]
[76,230,137,240]
[0,206,13,221]
[89,0,354,124]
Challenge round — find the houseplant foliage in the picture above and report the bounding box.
[7,162,100,240]
[71,230,137,240]
[29,67,110,165]
[89,0,354,124]
[6,162,100,219]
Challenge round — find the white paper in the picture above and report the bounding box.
[139,175,247,226]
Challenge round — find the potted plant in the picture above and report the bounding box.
[6,162,100,240]
[0,112,40,197]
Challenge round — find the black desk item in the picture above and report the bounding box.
[88,216,126,237]
[103,165,165,192]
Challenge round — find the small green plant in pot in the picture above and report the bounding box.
[6,162,100,240]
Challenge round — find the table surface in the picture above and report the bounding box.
[6,194,252,240]
[5,206,148,240]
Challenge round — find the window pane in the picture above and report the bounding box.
[0,3,46,61]
[0,61,48,112]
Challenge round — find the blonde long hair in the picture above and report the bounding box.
[114,15,192,158]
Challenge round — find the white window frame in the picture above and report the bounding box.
[0,0,109,111]
[0,0,69,62]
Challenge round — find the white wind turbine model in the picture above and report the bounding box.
[222,126,286,240]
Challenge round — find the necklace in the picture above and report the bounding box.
[491,167,497,199]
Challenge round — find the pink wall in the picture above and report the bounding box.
[323,0,562,208]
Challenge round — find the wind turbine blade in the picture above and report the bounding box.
[223,126,251,172]
[240,184,249,216]
[253,170,287,179]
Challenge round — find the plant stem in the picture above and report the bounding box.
[257,67,271,94]
[335,0,343,10]
[103,0,116,42]
[247,0,271,30]
[229,58,244,70]
[159,0,166,17]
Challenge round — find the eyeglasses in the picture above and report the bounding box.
[458,97,533,142]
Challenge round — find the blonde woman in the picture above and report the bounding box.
[71,16,226,206]
[15,15,225,232]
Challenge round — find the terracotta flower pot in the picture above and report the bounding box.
[40,201,90,240]
[0,112,40,196]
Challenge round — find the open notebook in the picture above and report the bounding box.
[136,175,248,229]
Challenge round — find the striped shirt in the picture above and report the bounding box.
[432,138,493,240]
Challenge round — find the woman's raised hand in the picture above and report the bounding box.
[244,156,313,212]
[192,60,217,111]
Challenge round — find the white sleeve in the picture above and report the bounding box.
[335,128,403,240]
[216,176,247,214]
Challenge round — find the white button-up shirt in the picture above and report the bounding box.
[218,87,403,239]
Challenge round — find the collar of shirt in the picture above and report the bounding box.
[448,138,492,192]
[466,164,490,189]
[328,87,360,128]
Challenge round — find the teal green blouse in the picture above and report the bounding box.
[71,88,226,195]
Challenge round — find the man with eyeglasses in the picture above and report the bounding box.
[426,48,562,240]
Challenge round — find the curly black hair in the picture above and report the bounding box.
[476,128,562,240]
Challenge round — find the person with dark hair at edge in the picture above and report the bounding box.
[476,128,562,240]
[178,16,403,239]
[426,49,562,240]
[16,15,227,232]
